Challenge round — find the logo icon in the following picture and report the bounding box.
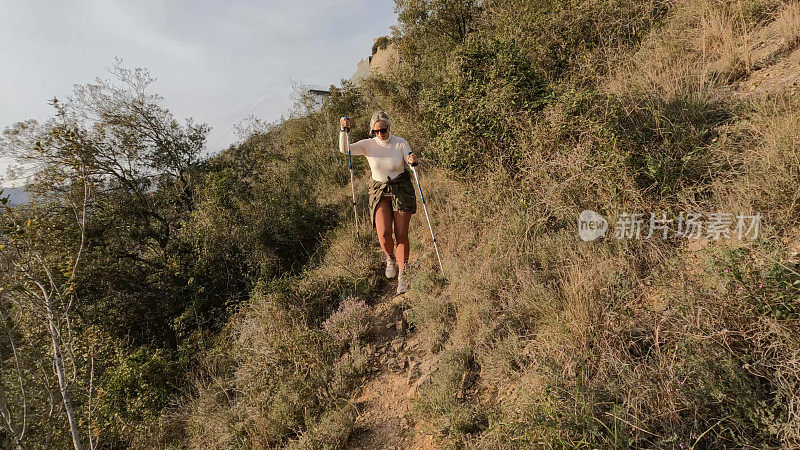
[578,210,608,241]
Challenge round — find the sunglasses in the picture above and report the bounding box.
[371,127,388,135]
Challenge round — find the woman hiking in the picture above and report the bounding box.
[339,111,418,294]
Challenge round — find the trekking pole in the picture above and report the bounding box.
[343,117,358,236]
[409,160,445,278]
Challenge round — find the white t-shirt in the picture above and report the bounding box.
[339,131,414,182]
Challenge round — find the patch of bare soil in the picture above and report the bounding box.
[734,17,800,98]
[736,46,800,97]
[346,268,440,450]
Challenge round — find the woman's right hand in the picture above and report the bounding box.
[340,117,350,130]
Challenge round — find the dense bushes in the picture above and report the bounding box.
[482,0,672,83]
[140,85,386,447]
[181,226,382,448]
[422,37,550,176]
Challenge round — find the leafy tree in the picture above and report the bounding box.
[1,125,93,449]
[0,61,210,448]
[395,0,482,47]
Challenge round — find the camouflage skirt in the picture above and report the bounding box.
[368,168,417,229]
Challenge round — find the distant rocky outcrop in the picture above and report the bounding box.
[368,40,399,76]
[350,37,400,84]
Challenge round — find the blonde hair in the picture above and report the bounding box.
[369,110,393,133]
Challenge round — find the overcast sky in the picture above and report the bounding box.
[0,0,397,186]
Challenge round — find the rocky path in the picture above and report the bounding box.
[345,284,439,449]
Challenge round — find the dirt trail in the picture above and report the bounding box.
[734,16,800,98]
[345,277,439,449]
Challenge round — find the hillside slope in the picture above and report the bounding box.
[149,1,800,448]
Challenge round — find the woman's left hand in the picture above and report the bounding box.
[407,153,418,166]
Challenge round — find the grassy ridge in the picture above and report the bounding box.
[136,0,800,447]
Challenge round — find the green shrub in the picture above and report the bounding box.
[608,92,732,201]
[414,348,488,444]
[95,347,181,443]
[422,37,550,176]
[709,245,800,321]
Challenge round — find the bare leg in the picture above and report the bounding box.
[393,210,413,271]
[374,197,395,258]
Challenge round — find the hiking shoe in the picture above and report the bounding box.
[385,254,398,278]
[396,269,408,295]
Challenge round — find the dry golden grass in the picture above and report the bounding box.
[185,377,239,449]
[698,8,754,82]
[515,102,645,222]
[775,1,800,48]
[602,0,790,100]
[711,94,800,233]
[399,2,800,443]
[410,168,800,444]
[604,2,706,101]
